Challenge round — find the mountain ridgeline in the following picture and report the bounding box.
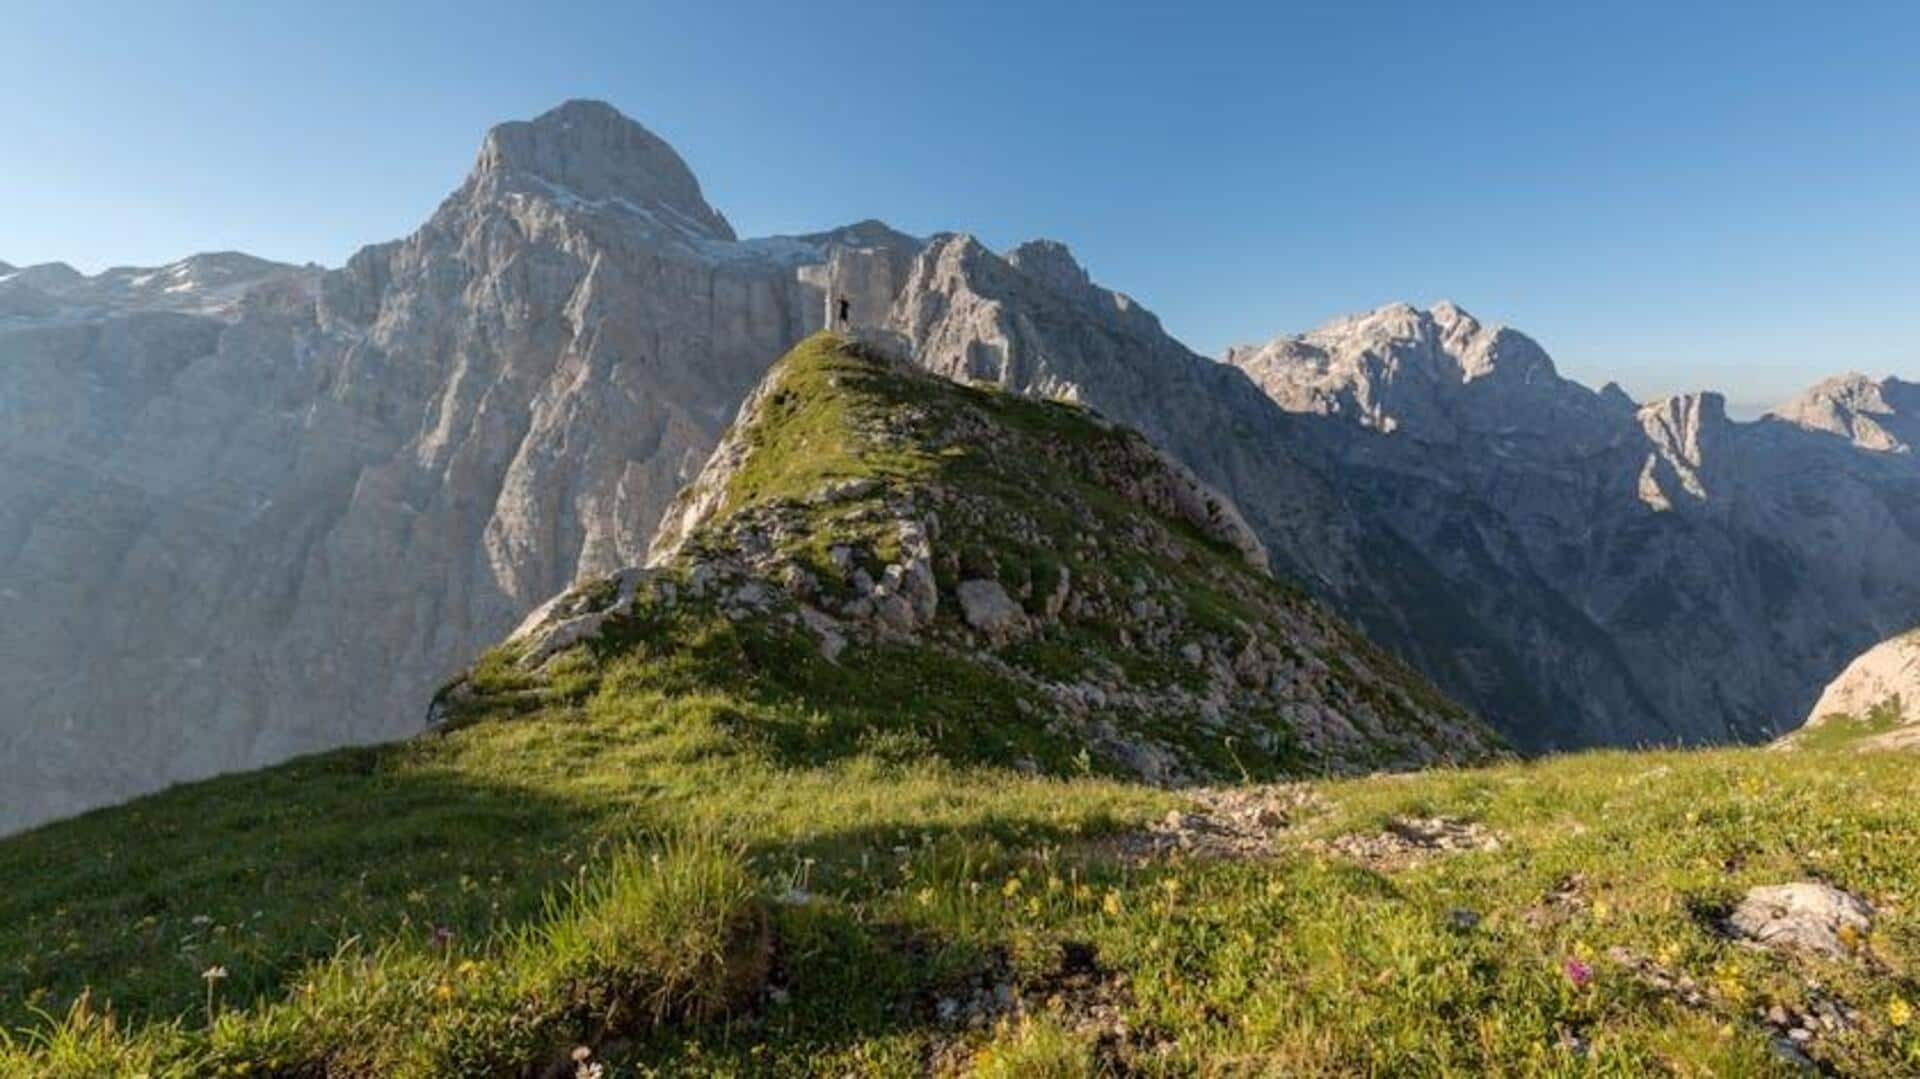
[3,98,1918,831]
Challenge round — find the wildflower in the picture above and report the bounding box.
[202,965,230,1023]
[1562,958,1594,987]
[1002,877,1023,898]
[456,959,481,978]
[1590,899,1610,920]
[1102,890,1124,917]
[1716,974,1748,1004]
[915,887,935,907]
[434,980,453,1001]
[430,925,454,950]
[1890,996,1913,1028]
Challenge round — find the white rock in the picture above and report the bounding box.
[1728,883,1873,958]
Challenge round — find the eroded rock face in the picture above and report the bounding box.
[1223,303,1920,748]
[0,101,922,833]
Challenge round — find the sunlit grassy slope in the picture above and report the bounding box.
[2,337,1915,1075]
[4,707,1916,1075]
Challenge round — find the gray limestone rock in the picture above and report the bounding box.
[1728,883,1874,958]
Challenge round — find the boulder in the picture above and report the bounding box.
[1728,883,1873,958]
[956,578,1025,642]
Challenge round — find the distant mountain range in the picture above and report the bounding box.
[3,99,1915,832]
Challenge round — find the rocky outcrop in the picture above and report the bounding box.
[0,101,921,833]
[459,333,1498,779]
[1780,628,1920,751]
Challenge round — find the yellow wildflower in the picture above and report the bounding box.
[1890,996,1912,1028]
[1102,890,1124,917]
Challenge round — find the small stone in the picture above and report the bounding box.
[1728,882,1873,958]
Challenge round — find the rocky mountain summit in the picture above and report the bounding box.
[439,333,1496,779]
[1771,373,1920,455]
[0,101,919,832]
[1223,303,1920,747]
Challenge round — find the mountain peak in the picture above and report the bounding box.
[1005,238,1093,295]
[471,99,734,241]
[1770,371,1920,453]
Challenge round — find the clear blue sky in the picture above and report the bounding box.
[4,1,1916,412]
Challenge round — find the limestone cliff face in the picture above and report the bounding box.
[0,101,919,832]
[1225,305,1920,747]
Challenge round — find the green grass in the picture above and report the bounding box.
[1793,695,1907,751]
[5,702,1918,1075]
